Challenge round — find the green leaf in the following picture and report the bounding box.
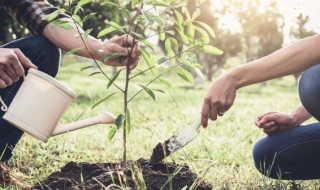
[43,10,60,21]
[72,15,83,27]
[131,0,140,8]
[178,31,189,44]
[126,109,131,134]
[175,10,183,26]
[91,92,117,109]
[106,21,124,33]
[141,40,155,52]
[98,26,118,38]
[101,1,119,7]
[184,8,192,21]
[177,68,194,83]
[82,28,93,39]
[159,78,171,88]
[194,21,215,38]
[51,20,73,30]
[115,114,124,129]
[139,84,156,101]
[153,2,170,7]
[170,38,179,53]
[187,22,195,38]
[80,65,94,71]
[89,71,101,76]
[152,89,165,93]
[153,17,165,30]
[192,8,201,21]
[65,47,84,56]
[157,57,167,65]
[194,67,204,79]
[107,68,124,89]
[108,127,117,141]
[164,38,172,55]
[181,185,188,190]
[82,13,97,23]
[180,59,196,70]
[159,32,165,41]
[140,48,157,75]
[143,12,154,25]
[167,50,176,65]
[74,0,92,14]
[194,25,209,44]
[203,45,224,55]
[131,32,145,40]
[102,53,125,63]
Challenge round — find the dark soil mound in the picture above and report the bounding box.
[31,158,212,190]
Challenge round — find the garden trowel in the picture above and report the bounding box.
[149,118,201,163]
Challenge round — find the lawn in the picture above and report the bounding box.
[6,55,320,189]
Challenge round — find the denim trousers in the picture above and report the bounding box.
[0,36,60,161]
[253,64,320,180]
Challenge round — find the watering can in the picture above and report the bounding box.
[0,68,116,143]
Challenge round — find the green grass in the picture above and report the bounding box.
[4,56,320,189]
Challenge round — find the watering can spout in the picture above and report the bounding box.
[52,111,116,136]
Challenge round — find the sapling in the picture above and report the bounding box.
[47,0,223,165]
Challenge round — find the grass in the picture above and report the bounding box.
[4,55,320,189]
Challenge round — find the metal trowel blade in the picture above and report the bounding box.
[149,119,201,163]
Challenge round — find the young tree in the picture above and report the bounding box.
[49,0,222,164]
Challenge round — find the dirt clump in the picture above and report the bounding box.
[31,158,212,190]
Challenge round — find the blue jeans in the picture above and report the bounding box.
[253,64,320,180]
[0,36,60,161]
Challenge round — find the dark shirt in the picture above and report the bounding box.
[0,0,69,35]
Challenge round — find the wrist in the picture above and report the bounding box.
[291,108,310,126]
[86,38,104,61]
[224,67,245,89]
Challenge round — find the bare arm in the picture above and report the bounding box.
[230,34,320,88]
[201,34,320,127]
[42,18,139,69]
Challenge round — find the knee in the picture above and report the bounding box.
[252,138,282,179]
[32,36,61,77]
[298,64,320,120]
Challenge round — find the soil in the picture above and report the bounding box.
[31,158,213,190]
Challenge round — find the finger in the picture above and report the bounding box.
[121,34,135,46]
[257,112,276,121]
[259,115,273,125]
[209,105,218,121]
[0,78,7,89]
[260,121,276,128]
[130,43,139,60]
[0,71,13,86]
[201,102,210,128]
[14,49,37,70]
[129,57,139,70]
[11,62,24,80]
[263,125,279,135]
[5,64,18,82]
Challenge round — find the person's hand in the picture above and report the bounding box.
[201,74,237,128]
[97,34,139,70]
[0,48,38,89]
[255,112,299,135]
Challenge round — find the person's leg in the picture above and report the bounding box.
[0,36,61,161]
[253,64,320,180]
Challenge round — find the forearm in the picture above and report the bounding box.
[227,34,320,88]
[42,18,103,60]
[291,105,312,125]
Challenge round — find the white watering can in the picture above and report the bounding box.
[0,68,116,143]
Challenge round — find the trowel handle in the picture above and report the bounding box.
[192,117,202,131]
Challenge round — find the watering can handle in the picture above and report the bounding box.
[0,75,26,112]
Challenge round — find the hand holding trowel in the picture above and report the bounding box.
[149,118,202,163]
